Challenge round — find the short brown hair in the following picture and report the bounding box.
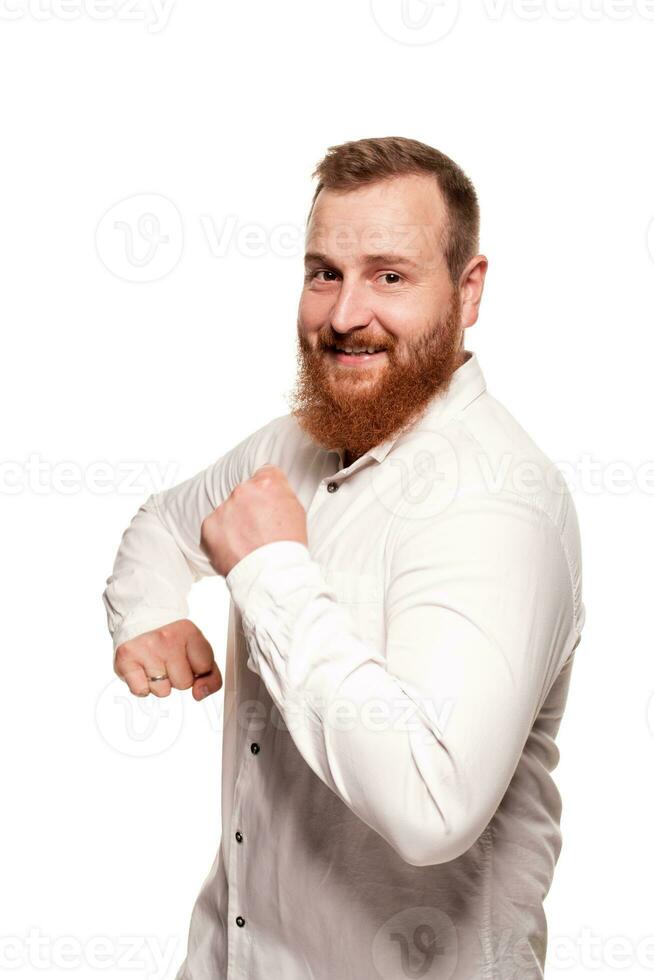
[307,136,480,285]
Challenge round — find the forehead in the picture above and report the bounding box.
[305,173,448,264]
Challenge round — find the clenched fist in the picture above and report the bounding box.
[200,463,308,578]
[114,618,222,700]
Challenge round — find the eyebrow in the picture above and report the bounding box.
[304,251,421,271]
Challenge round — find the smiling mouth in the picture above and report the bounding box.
[325,344,388,364]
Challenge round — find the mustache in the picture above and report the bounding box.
[316,332,395,351]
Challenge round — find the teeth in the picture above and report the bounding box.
[335,346,383,354]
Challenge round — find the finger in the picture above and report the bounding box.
[191,663,223,701]
[141,657,172,698]
[165,653,195,691]
[120,663,152,698]
[185,631,222,701]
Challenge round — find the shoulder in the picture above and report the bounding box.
[392,387,584,626]
[448,389,584,632]
[440,388,578,532]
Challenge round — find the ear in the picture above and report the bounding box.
[459,255,488,329]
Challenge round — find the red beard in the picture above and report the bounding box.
[288,293,465,461]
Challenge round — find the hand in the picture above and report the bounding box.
[113,618,223,700]
[200,463,308,578]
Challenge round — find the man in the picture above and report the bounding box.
[102,136,585,979]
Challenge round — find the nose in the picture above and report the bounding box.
[329,277,373,336]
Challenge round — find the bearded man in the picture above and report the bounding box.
[103,135,585,980]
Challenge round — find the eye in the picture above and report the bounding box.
[305,269,339,283]
[304,269,404,286]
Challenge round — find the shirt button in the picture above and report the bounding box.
[250,742,260,754]
[235,831,243,843]
[236,915,245,928]
[327,481,339,493]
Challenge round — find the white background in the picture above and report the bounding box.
[1,1,653,977]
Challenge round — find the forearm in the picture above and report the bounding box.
[102,493,198,652]
[101,418,285,652]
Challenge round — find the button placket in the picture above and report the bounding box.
[227,714,265,958]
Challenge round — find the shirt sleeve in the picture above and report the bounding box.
[225,491,580,867]
[101,429,255,653]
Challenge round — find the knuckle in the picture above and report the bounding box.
[114,645,132,665]
[153,625,184,650]
[201,510,219,537]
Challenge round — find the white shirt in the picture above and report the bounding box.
[102,350,585,980]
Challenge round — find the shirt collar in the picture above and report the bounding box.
[331,349,487,472]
